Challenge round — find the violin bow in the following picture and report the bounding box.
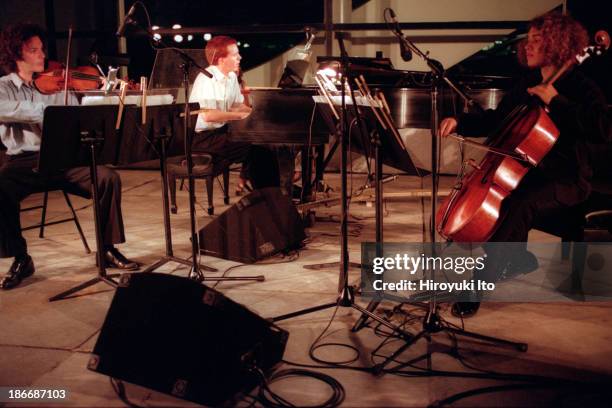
[63,26,73,105]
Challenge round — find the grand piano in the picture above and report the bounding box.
[224,61,511,196]
[227,86,331,198]
[228,87,330,146]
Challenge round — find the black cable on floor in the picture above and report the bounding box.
[110,378,144,408]
[253,367,346,408]
[429,383,561,408]
[211,250,300,289]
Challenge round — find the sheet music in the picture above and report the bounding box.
[82,94,174,107]
[312,95,381,107]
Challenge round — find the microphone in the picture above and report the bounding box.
[388,8,412,61]
[116,4,137,37]
[399,38,413,61]
[388,8,401,33]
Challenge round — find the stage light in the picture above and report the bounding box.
[151,25,160,31]
[174,35,183,43]
[172,24,182,29]
[187,35,193,41]
[204,33,212,41]
[152,33,161,41]
[243,43,250,48]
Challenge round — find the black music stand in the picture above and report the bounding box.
[319,97,424,330]
[44,105,126,302]
[306,80,423,275]
[270,33,415,346]
[128,104,263,283]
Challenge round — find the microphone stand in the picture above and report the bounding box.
[121,11,263,283]
[269,33,415,353]
[366,22,528,374]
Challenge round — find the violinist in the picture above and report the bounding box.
[439,12,610,317]
[0,23,138,290]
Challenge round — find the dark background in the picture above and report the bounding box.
[0,0,609,99]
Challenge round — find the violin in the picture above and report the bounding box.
[33,60,103,94]
[436,31,610,243]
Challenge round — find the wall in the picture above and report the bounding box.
[243,0,562,87]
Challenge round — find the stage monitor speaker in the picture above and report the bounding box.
[199,187,306,263]
[88,273,288,406]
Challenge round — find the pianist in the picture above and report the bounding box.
[0,23,138,290]
[189,36,251,185]
[189,35,278,190]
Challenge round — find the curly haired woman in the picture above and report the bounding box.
[438,12,610,317]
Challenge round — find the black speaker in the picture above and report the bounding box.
[88,273,288,406]
[199,187,306,263]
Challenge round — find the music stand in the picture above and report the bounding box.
[270,33,415,346]
[121,11,261,281]
[44,105,127,302]
[305,83,424,274]
[127,104,263,283]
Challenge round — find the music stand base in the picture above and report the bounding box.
[303,261,362,270]
[372,308,528,375]
[142,255,265,281]
[271,286,414,343]
[49,274,120,302]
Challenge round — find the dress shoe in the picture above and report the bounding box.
[503,250,539,280]
[1,255,35,290]
[235,179,252,196]
[98,247,139,270]
[451,301,481,318]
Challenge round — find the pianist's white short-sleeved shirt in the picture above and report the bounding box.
[189,65,244,132]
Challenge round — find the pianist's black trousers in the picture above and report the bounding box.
[0,152,126,258]
[192,126,250,166]
[192,126,284,190]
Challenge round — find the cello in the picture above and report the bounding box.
[436,30,610,243]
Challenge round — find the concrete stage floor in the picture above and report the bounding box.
[1,169,611,407]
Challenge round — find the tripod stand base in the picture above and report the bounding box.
[372,307,528,375]
[143,255,216,273]
[49,274,121,302]
[271,286,414,343]
[303,261,362,270]
[143,255,265,282]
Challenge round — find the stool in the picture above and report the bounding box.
[166,153,230,215]
[21,190,91,253]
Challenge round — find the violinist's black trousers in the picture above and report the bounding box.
[0,152,126,258]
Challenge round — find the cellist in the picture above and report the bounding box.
[439,11,610,317]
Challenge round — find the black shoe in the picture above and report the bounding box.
[98,247,139,270]
[502,250,539,280]
[451,301,481,318]
[1,255,35,290]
